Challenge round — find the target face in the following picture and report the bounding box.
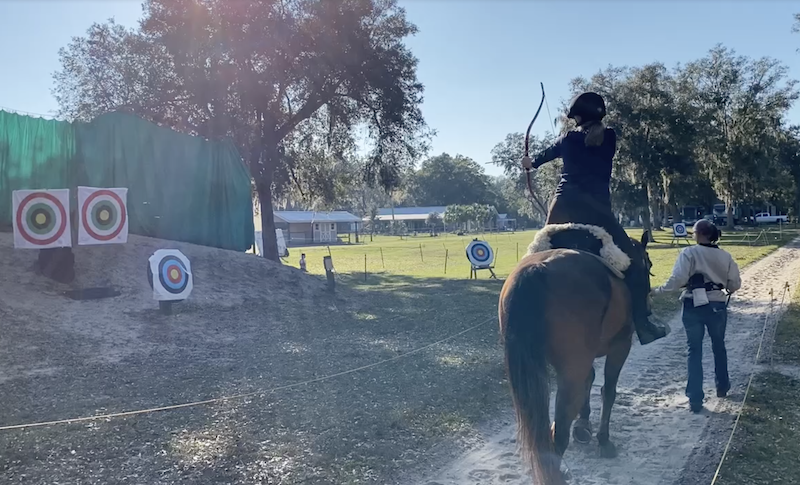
[12,189,71,249]
[466,240,495,267]
[78,187,128,245]
[148,249,193,301]
[673,223,687,237]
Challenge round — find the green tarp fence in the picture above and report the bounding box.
[0,110,254,252]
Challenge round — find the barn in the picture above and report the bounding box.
[371,206,447,232]
[273,211,361,245]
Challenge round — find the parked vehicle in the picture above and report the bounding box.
[755,212,788,224]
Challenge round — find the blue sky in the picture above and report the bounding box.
[1,1,798,176]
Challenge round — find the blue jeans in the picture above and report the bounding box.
[683,300,729,404]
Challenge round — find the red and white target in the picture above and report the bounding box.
[77,186,128,245]
[12,189,72,249]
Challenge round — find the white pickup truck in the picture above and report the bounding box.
[755,212,788,224]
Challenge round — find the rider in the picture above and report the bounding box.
[522,92,668,345]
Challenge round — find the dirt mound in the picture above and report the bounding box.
[0,232,327,308]
[0,232,330,368]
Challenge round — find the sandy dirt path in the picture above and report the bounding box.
[416,239,800,485]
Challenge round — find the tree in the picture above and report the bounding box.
[678,45,798,227]
[425,211,442,235]
[53,0,430,260]
[777,126,800,219]
[570,64,698,234]
[409,153,493,206]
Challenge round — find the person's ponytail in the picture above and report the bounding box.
[710,225,721,243]
[581,120,606,147]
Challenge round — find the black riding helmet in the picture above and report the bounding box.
[567,92,606,123]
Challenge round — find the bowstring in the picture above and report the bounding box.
[544,95,557,138]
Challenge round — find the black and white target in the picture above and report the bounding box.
[148,249,193,301]
[12,189,72,249]
[673,222,688,238]
[78,186,128,245]
[466,240,495,267]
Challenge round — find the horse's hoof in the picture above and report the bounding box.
[572,421,592,444]
[599,441,618,458]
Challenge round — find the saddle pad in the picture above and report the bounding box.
[527,223,631,273]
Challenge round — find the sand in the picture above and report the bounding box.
[417,239,800,485]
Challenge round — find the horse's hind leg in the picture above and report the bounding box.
[573,365,595,444]
[553,367,592,458]
[597,334,632,458]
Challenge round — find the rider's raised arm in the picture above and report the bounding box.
[532,134,565,168]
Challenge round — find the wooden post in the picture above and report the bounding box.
[159,301,173,315]
[419,243,424,262]
[516,242,519,261]
[364,254,367,281]
[444,249,448,274]
[380,247,385,269]
[323,256,335,293]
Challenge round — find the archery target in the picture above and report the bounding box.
[466,240,495,267]
[12,189,72,249]
[78,186,128,245]
[148,249,193,301]
[673,222,688,237]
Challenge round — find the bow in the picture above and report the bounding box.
[521,83,548,216]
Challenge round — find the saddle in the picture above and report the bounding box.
[527,223,631,278]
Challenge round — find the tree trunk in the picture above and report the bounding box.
[647,182,662,231]
[257,175,280,262]
[726,199,735,230]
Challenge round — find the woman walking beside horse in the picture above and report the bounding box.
[654,219,741,413]
[500,92,668,484]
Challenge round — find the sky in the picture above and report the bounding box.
[1,0,798,177]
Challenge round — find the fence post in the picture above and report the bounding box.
[444,249,448,274]
[323,256,335,293]
[380,247,385,269]
[364,254,368,282]
[419,243,424,262]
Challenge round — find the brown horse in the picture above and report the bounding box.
[498,230,652,485]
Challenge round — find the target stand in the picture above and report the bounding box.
[670,222,692,247]
[466,239,497,280]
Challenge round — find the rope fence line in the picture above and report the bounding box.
[0,315,495,432]
[709,282,791,485]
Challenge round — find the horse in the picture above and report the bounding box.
[498,228,652,485]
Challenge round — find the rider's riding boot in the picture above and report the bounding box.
[625,267,669,345]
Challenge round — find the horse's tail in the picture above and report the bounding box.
[499,264,564,485]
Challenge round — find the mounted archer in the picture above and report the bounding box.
[522,92,668,345]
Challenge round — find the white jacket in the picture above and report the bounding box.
[656,244,741,302]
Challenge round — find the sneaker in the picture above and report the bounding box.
[690,401,703,413]
[717,386,730,398]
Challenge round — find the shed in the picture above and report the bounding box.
[273,211,361,244]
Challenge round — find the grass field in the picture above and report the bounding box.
[717,285,800,484]
[283,226,797,317]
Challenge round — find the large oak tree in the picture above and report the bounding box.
[53,0,429,260]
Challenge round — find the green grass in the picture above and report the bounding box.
[286,227,796,312]
[717,285,800,485]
